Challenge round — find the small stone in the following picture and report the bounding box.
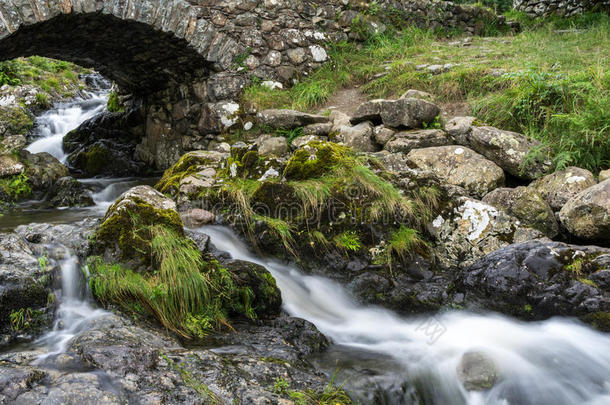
[180,208,215,227]
[599,169,610,183]
[258,136,288,157]
[457,352,498,391]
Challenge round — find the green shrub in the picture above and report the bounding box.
[0,172,32,201]
[107,90,124,113]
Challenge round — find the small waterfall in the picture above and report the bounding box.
[35,252,106,362]
[26,77,110,163]
[198,225,610,405]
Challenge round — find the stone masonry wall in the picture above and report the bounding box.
[513,0,610,17]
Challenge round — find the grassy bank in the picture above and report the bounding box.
[242,12,610,173]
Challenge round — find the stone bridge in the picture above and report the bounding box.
[0,0,506,169]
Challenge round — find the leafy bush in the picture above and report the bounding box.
[107,90,124,112]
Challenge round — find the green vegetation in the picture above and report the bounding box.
[242,13,610,172]
[374,225,429,273]
[0,56,88,94]
[334,231,362,252]
[9,307,43,332]
[0,106,34,137]
[271,373,353,405]
[107,90,124,113]
[90,224,273,338]
[0,172,32,201]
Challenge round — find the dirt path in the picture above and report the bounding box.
[320,87,368,116]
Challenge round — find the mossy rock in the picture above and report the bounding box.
[251,181,296,215]
[0,106,34,137]
[96,185,184,268]
[156,150,228,195]
[283,141,351,181]
[582,311,610,332]
[224,259,282,318]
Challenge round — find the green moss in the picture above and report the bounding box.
[582,312,610,332]
[283,142,351,181]
[96,198,184,265]
[155,151,223,195]
[0,106,34,136]
[90,225,278,339]
[73,144,109,176]
[334,231,361,252]
[106,90,124,113]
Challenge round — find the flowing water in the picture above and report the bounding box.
[5,76,610,404]
[199,225,610,405]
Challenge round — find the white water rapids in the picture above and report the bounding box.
[199,225,610,405]
[13,74,610,404]
[26,91,109,163]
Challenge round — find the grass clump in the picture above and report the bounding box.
[272,372,353,405]
[9,307,43,332]
[90,225,265,339]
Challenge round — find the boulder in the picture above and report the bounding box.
[96,185,183,267]
[258,136,288,157]
[48,177,94,208]
[483,186,558,237]
[459,240,610,321]
[224,260,282,318]
[558,180,610,241]
[22,151,69,190]
[457,352,497,391]
[384,129,449,154]
[0,134,27,154]
[529,166,596,211]
[180,208,215,227]
[600,169,610,183]
[469,126,550,179]
[257,109,328,130]
[303,122,332,136]
[351,98,440,129]
[291,135,322,150]
[428,197,544,270]
[445,116,476,146]
[0,154,25,177]
[0,233,54,340]
[329,110,351,134]
[373,126,395,146]
[407,146,504,199]
[339,122,379,152]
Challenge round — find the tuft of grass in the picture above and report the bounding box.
[0,172,32,201]
[89,224,247,339]
[273,371,353,405]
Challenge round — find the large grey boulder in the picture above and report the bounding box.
[469,126,550,179]
[483,186,558,237]
[384,129,449,154]
[559,179,610,241]
[407,146,505,199]
[257,109,328,130]
[351,98,440,129]
[529,166,596,211]
[445,116,476,146]
[339,122,379,152]
[600,169,610,183]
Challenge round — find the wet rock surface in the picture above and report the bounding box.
[457,240,610,320]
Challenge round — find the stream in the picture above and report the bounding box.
[2,83,610,405]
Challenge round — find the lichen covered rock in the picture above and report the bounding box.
[257,109,328,130]
[559,179,610,242]
[469,126,550,180]
[351,98,440,129]
[529,166,596,211]
[384,129,449,154]
[483,186,558,237]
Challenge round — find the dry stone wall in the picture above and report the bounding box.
[513,0,610,17]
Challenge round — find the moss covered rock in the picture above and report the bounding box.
[529,166,596,211]
[283,141,351,180]
[155,150,228,195]
[96,185,184,268]
[559,179,610,242]
[224,260,282,318]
